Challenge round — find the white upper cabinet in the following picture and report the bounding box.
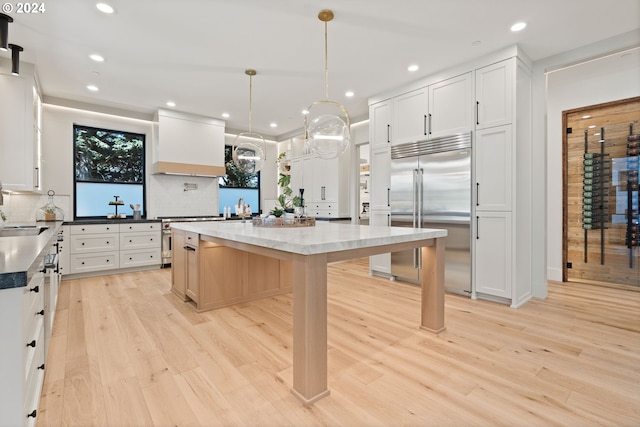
[428,72,473,138]
[369,145,391,211]
[392,87,428,145]
[475,60,514,130]
[0,64,41,193]
[370,100,392,147]
[153,109,225,177]
[475,125,513,211]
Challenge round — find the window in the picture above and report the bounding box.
[218,145,260,215]
[73,124,146,219]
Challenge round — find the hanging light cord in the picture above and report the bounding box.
[324,19,329,100]
[248,73,253,133]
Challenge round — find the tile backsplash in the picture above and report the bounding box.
[0,193,71,224]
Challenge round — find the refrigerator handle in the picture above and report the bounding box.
[412,169,418,228]
[418,169,424,228]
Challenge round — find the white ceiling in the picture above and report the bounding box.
[2,0,639,138]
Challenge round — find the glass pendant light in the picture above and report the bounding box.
[232,69,267,174]
[304,9,351,160]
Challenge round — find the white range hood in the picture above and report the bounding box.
[152,109,226,177]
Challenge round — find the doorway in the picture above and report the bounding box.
[563,96,640,286]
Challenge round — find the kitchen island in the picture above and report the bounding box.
[170,221,447,405]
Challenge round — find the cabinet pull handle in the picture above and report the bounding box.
[27,410,37,418]
[387,188,390,207]
[26,340,36,348]
[476,101,480,125]
[35,167,40,188]
[37,310,45,316]
[38,364,45,370]
[428,113,432,135]
[476,216,480,239]
[423,115,427,135]
[30,286,39,293]
[476,183,480,206]
[387,124,390,143]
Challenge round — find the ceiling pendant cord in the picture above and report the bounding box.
[324,17,329,101]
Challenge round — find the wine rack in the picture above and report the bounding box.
[624,125,639,267]
[582,128,609,264]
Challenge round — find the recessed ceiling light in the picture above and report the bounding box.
[510,22,526,32]
[345,91,354,97]
[166,101,176,107]
[96,3,115,14]
[89,54,105,62]
[222,112,230,118]
[270,123,278,128]
[86,84,99,92]
[408,64,419,72]
[302,109,309,115]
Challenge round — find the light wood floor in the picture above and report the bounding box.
[38,260,640,427]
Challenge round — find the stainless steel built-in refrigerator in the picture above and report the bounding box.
[390,132,472,294]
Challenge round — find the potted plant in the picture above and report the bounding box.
[276,152,301,213]
[44,207,56,221]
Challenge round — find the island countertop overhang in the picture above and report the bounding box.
[170,221,447,256]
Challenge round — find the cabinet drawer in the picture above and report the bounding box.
[119,232,160,250]
[22,274,44,332]
[70,234,119,254]
[308,206,338,217]
[70,224,118,234]
[23,326,45,425]
[23,317,44,385]
[120,249,161,268]
[70,253,118,273]
[119,222,160,233]
[185,231,199,246]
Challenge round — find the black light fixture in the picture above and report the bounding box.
[0,13,13,51]
[8,44,22,75]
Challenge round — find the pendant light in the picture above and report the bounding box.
[304,9,350,160]
[0,13,13,51]
[232,69,267,174]
[8,44,22,75]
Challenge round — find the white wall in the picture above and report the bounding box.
[534,30,640,286]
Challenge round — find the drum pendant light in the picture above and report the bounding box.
[232,69,267,174]
[304,9,350,160]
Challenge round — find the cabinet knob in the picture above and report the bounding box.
[82,261,85,265]
[82,242,85,246]
[26,340,36,348]
[106,227,110,230]
[129,257,133,260]
[30,286,39,293]
[37,309,45,316]
[38,364,45,370]
[27,410,37,418]
[129,240,133,243]
[81,228,85,231]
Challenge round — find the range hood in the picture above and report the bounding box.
[152,109,226,177]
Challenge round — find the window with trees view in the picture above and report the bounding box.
[73,124,146,219]
[218,145,260,215]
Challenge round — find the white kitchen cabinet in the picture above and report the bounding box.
[65,222,160,277]
[290,153,349,218]
[0,272,46,427]
[369,210,391,275]
[475,125,512,211]
[428,72,473,138]
[474,212,512,299]
[369,145,391,211]
[153,109,225,176]
[0,64,42,193]
[57,225,70,276]
[370,99,392,147]
[475,59,513,130]
[392,87,428,145]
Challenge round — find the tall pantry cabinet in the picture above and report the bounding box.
[367,48,533,307]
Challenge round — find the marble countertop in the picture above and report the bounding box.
[171,221,447,256]
[0,221,63,289]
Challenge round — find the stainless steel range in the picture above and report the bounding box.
[159,216,224,267]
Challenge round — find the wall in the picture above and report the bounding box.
[6,103,278,221]
[534,30,640,286]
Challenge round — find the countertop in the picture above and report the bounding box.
[0,221,63,289]
[63,218,161,225]
[171,221,447,256]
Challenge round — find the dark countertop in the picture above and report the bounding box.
[0,221,63,290]
[63,218,161,225]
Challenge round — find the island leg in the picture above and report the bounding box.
[420,237,446,333]
[290,253,330,405]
